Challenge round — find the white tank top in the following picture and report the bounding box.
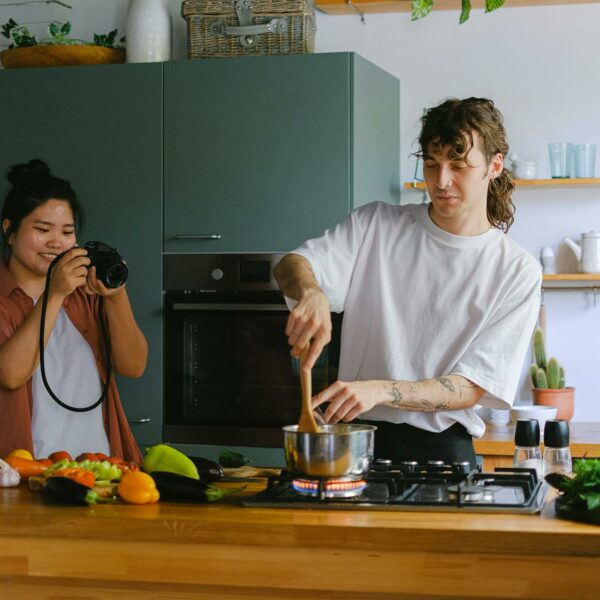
[31,306,110,459]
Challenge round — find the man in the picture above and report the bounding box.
[274,97,541,468]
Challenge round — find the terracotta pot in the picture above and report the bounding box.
[532,387,575,421]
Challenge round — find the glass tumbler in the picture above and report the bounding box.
[573,144,597,178]
[548,142,572,178]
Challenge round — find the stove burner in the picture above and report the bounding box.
[446,484,496,503]
[245,463,546,514]
[292,477,368,499]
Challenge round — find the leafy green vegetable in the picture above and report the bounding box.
[218,450,252,468]
[554,459,600,522]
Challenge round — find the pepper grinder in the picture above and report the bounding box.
[543,419,572,477]
[513,419,542,476]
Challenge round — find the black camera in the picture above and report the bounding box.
[84,241,128,289]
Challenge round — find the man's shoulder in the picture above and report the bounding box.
[495,234,542,289]
[352,200,423,226]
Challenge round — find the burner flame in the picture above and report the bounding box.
[292,477,367,498]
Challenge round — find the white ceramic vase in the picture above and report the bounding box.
[126,0,171,63]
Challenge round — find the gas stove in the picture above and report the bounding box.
[244,460,548,514]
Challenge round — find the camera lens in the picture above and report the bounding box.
[104,263,128,288]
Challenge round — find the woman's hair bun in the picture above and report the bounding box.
[7,159,51,187]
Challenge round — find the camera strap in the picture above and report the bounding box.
[38,256,111,412]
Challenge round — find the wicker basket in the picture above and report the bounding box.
[182,0,316,58]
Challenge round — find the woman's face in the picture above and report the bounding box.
[3,199,76,279]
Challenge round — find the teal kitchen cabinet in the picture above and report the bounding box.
[163,52,399,253]
[0,63,163,446]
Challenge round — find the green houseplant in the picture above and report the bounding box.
[0,20,125,69]
[529,327,575,421]
[412,0,506,24]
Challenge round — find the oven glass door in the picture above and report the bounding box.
[164,292,340,446]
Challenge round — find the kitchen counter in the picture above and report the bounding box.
[475,421,600,471]
[1,482,600,599]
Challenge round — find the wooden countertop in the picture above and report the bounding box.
[2,481,600,599]
[474,421,600,457]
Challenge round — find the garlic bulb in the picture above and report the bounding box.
[0,458,20,487]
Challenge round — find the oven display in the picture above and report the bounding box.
[239,260,271,284]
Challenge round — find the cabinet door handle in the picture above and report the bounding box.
[128,417,151,424]
[173,234,221,240]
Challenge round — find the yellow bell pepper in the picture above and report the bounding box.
[118,471,160,504]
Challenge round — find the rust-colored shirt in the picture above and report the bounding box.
[0,262,142,462]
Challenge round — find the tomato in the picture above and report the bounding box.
[75,453,99,462]
[95,452,110,461]
[37,458,53,467]
[48,451,73,463]
[5,449,34,461]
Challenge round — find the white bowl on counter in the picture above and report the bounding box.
[510,405,558,434]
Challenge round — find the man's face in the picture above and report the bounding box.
[422,131,503,231]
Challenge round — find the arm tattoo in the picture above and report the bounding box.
[435,377,455,393]
[390,383,402,406]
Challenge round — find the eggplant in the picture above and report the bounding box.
[188,456,224,482]
[150,471,244,502]
[43,476,100,505]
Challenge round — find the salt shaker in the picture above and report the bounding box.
[543,420,572,477]
[513,419,542,476]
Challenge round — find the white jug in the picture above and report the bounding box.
[563,232,600,273]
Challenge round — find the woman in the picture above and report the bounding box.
[0,159,147,462]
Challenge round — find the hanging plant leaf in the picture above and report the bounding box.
[412,0,433,21]
[1,18,18,39]
[48,21,60,38]
[459,0,472,23]
[485,0,505,13]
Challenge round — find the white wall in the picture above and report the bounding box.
[3,1,599,419]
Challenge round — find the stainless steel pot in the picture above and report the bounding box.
[283,423,377,478]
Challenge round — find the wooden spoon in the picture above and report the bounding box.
[297,346,320,433]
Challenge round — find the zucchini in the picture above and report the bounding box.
[218,449,251,468]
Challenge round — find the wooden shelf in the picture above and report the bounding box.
[404,178,600,191]
[544,274,600,281]
[316,0,600,16]
[542,274,600,292]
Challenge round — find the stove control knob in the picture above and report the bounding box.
[211,268,224,281]
[452,461,471,474]
[373,458,392,471]
[400,460,419,473]
[427,460,445,467]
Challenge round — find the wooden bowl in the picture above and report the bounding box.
[0,45,125,69]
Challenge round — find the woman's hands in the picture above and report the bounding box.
[285,289,331,370]
[49,248,91,299]
[84,265,125,299]
[49,249,125,300]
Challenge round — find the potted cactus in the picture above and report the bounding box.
[530,327,575,421]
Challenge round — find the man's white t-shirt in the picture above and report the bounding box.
[289,202,542,438]
[31,307,110,459]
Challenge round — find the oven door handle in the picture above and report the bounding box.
[172,303,286,311]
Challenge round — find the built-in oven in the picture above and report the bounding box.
[163,254,341,447]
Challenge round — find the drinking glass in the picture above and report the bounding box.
[548,142,572,178]
[573,144,597,178]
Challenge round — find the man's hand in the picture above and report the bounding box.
[49,248,90,299]
[285,289,331,370]
[312,380,382,423]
